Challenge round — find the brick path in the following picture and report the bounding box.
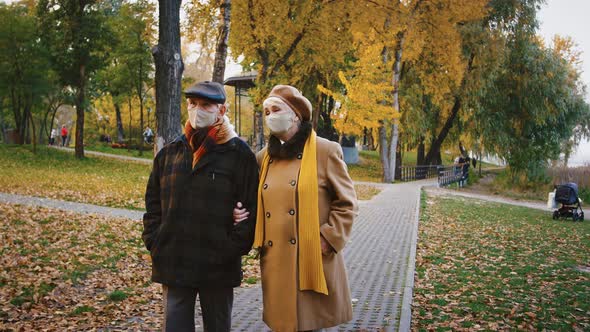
[0,192,143,220]
[0,178,433,331]
[228,179,435,332]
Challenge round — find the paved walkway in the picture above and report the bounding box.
[230,179,435,331]
[0,178,433,331]
[0,192,143,220]
[50,146,152,165]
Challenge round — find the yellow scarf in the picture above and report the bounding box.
[253,130,328,295]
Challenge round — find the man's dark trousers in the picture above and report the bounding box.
[163,285,233,332]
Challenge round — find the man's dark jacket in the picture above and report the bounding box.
[142,135,258,288]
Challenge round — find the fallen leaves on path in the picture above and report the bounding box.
[354,184,382,201]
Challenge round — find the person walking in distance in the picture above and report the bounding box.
[60,125,68,147]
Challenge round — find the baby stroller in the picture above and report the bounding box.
[551,183,584,221]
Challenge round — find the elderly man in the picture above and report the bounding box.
[142,81,259,332]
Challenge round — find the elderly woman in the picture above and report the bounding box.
[234,85,358,331]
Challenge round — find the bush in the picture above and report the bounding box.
[548,165,590,202]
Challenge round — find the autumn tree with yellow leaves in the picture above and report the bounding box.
[321,0,487,181]
[229,0,355,150]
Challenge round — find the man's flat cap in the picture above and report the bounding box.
[184,81,226,104]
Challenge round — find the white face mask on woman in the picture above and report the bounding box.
[263,97,298,136]
[188,106,219,129]
[265,110,296,135]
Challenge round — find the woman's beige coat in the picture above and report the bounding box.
[256,136,358,331]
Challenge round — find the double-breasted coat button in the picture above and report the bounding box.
[290,180,296,186]
[289,209,295,215]
[263,184,268,189]
[268,240,273,247]
[290,238,296,245]
[297,153,303,159]
[266,212,271,218]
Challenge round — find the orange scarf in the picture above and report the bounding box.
[184,116,237,168]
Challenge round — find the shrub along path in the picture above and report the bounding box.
[425,186,548,211]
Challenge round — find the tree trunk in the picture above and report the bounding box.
[12,89,27,145]
[459,141,468,158]
[386,31,404,182]
[138,58,144,156]
[115,102,125,142]
[478,150,482,176]
[312,93,323,131]
[49,106,58,140]
[74,64,86,158]
[212,0,231,83]
[41,105,50,143]
[388,121,399,181]
[379,121,392,182]
[417,136,425,165]
[423,96,461,165]
[318,96,338,141]
[0,96,5,142]
[367,128,375,150]
[41,101,60,145]
[128,98,132,151]
[253,62,269,152]
[395,144,402,180]
[254,108,264,150]
[139,97,144,155]
[423,53,475,165]
[152,0,183,155]
[29,110,36,154]
[21,101,31,145]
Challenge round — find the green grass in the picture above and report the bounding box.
[10,287,33,307]
[243,276,258,284]
[1,144,377,207]
[107,289,129,301]
[348,150,383,183]
[414,193,590,330]
[0,144,151,209]
[71,305,96,315]
[478,168,553,202]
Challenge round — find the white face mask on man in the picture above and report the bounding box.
[188,106,219,129]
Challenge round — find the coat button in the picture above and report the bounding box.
[269,159,274,164]
[290,238,296,245]
[268,240,273,247]
[263,184,268,189]
[297,153,302,159]
[289,209,295,215]
[290,180,296,186]
[266,212,271,218]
